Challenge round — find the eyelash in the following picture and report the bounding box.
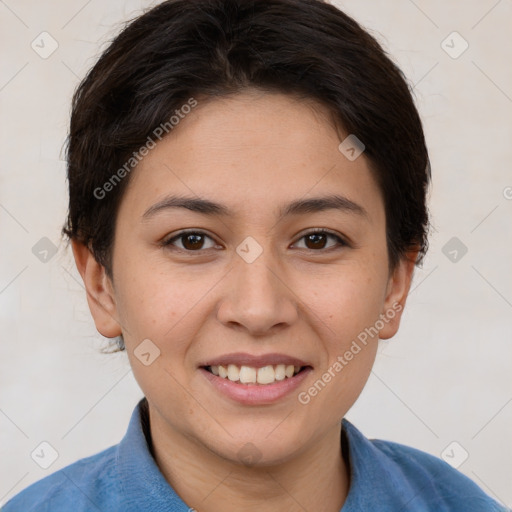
[161,228,348,253]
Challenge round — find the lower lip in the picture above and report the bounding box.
[199,367,313,405]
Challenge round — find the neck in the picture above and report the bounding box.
[148,408,350,512]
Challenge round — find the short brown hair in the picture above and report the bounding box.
[62,0,430,281]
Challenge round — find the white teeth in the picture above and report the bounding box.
[227,364,240,382]
[257,365,275,384]
[239,365,257,384]
[274,364,286,381]
[208,363,303,385]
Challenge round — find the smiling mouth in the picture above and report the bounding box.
[202,364,310,385]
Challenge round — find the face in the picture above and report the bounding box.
[74,90,415,466]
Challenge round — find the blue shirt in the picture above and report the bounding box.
[2,397,509,512]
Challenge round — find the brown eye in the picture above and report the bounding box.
[305,233,328,249]
[163,231,217,251]
[181,233,205,250]
[294,230,346,251]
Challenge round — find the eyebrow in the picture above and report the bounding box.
[141,194,368,222]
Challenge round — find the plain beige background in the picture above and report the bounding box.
[1,0,511,508]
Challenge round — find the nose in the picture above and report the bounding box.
[216,248,299,336]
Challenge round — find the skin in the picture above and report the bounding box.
[73,90,417,512]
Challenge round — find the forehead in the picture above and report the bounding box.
[119,91,384,225]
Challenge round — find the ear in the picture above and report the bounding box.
[71,239,122,338]
[378,250,418,340]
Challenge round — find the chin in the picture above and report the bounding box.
[204,428,306,468]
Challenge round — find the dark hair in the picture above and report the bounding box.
[62,0,431,350]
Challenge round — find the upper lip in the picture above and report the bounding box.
[200,352,311,368]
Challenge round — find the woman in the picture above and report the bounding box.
[4,0,508,510]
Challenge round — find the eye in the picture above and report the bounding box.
[161,228,348,253]
[162,230,219,251]
[292,229,347,251]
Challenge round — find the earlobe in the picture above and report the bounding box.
[71,239,122,338]
[379,251,418,340]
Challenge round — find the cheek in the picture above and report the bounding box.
[311,267,387,339]
[301,266,385,395]
[114,259,195,336]
[115,266,200,410]
[301,279,382,416]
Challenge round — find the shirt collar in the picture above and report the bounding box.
[115,397,418,511]
[116,397,191,511]
[340,417,421,509]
